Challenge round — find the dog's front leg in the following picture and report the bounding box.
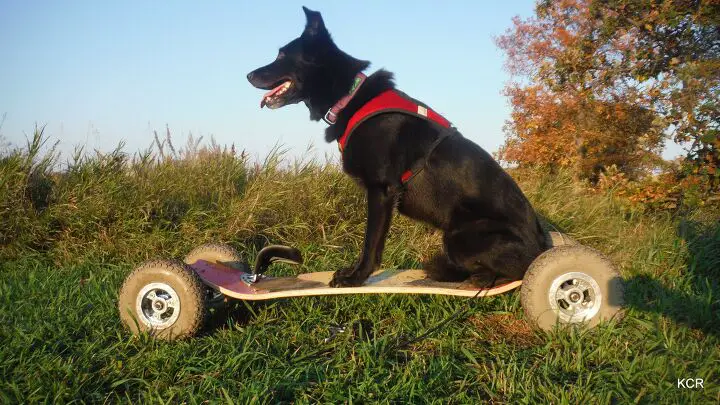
[330,185,395,287]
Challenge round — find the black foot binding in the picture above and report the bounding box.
[254,245,303,275]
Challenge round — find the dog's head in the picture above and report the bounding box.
[247,7,369,118]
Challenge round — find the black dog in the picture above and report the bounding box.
[247,7,548,288]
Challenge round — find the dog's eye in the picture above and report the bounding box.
[276,52,285,60]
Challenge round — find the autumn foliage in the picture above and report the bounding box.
[496,0,719,209]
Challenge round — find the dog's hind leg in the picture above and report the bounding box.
[442,220,538,289]
[423,253,468,282]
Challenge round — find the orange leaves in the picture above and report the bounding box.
[496,0,594,80]
[498,86,583,168]
[499,81,660,183]
[497,0,719,209]
[554,27,576,47]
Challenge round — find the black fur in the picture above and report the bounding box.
[248,7,548,288]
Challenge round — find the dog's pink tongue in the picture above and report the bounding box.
[260,82,288,108]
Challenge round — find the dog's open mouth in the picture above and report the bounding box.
[260,80,294,109]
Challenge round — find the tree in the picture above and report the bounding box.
[588,0,720,190]
[497,0,719,194]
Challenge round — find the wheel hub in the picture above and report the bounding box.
[568,290,582,303]
[136,283,181,329]
[153,299,167,312]
[548,272,602,323]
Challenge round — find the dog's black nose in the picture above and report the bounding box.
[246,72,254,82]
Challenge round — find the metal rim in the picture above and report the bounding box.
[548,271,602,323]
[135,282,181,329]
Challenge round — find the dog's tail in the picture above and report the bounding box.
[253,245,303,275]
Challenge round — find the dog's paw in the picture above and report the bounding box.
[329,267,365,288]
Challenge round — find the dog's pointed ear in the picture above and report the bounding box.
[302,6,327,37]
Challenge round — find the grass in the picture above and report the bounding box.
[1,129,719,403]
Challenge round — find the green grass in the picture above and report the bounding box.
[1,130,719,403]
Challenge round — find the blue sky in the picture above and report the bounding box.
[0,1,682,163]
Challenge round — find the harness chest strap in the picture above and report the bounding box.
[337,89,456,184]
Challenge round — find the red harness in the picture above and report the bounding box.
[336,89,455,184]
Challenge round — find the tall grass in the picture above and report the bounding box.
[2,128,710,272]
[1,128,444,270]
[1,129,718,403]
